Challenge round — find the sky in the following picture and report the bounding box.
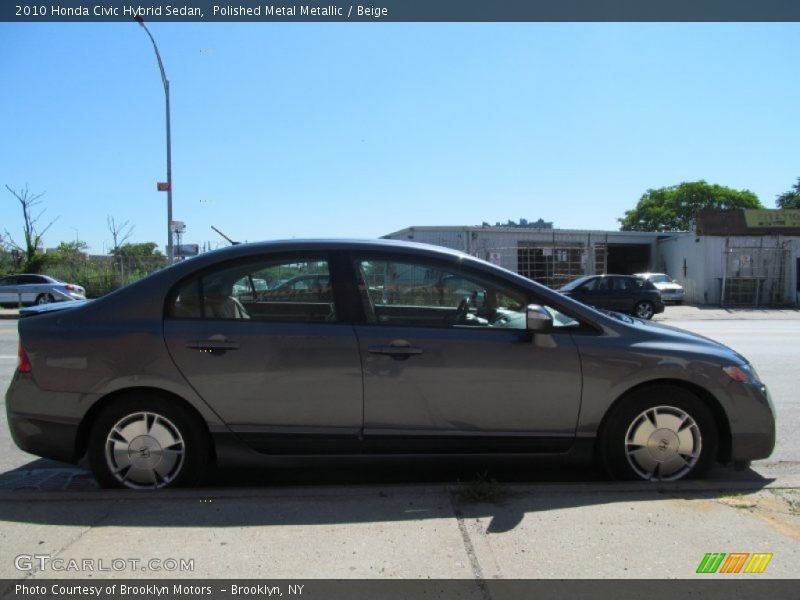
[1,22,799,254]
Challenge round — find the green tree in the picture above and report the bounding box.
[114,242,164,258]
[113,242,167,275]
[45,240,89,288]
[776,178,800,209]
[0,239,15,274]
[48,240,89,263]
[619,181,763,232]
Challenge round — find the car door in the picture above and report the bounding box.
[351,254,583,452]
[17,274,46,303]
[0,276,18,304]
[605,276,632,311]
[571,277,610,310]
[163,254,364,453]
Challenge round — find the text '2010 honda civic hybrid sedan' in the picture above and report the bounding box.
[6,240,775,489]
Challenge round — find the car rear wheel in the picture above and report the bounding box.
[35,293,54,305]
[87,396,209,490]
[600,386,717,481]
[633,301,655,320]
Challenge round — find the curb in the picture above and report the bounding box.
[1,476,797,503]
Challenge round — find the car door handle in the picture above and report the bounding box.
[186,339,241,354]
[368,344,423,356]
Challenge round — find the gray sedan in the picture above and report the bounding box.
[5,240,775,489]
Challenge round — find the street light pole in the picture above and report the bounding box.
[135,16,174,263]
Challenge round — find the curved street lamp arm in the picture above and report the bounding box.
[135,17,169,91]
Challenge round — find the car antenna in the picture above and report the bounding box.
[211,225,240,245]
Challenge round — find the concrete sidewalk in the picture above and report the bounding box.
[0,482,797,579]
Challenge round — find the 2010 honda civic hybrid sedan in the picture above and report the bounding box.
[6,240,775,489]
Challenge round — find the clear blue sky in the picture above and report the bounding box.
[1,23,799,253]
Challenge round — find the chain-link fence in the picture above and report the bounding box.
[721,244,790,307]
[45,256,168,298]
[479,243,608,289]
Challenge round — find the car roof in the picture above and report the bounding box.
[179,238,473,268]
[5,273,56,280]
[228,238,468,255]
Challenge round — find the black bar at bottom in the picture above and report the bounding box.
[1,579,798,600]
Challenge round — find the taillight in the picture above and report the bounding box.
[17,343,32,373]
[66,284,75,291]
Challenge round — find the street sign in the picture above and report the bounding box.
[157,182,170,192]
[176,244,199,257]
[170,220,186,233]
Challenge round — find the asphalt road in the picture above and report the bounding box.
[666,319,798,473]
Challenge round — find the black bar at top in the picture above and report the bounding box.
[3,0,800,23]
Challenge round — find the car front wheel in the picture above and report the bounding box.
[633,301,655,319]
[88,396,209,490]
[601,386,718,482]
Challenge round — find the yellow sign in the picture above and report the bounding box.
[744,209,800,228]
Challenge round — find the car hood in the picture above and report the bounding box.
[19,299,91,317]
[653,282,683,291]
[625,316,747,364]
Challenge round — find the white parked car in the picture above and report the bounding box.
[635,273,685,304]
[0,274,86,306]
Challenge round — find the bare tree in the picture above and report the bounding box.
[107,216,135,255]
[4,184,58,273]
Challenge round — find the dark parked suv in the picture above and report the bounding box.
[558,275,665,320]
[6,240,772,489]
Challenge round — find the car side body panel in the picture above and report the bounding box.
[5,239,775,471]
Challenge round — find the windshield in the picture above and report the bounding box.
[596,308,637,324]
[543,306,581,328]
[648,274,671,284]
[559,276,592,291]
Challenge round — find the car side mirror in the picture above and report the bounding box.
[526,304,553,332]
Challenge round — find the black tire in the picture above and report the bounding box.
[87,395,210,490]
[633,300,655,320]
[600,385,718,482]
[35,293,54,305]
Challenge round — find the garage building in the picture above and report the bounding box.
[383,209,800,307]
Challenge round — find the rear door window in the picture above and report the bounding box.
[169,257,336,323]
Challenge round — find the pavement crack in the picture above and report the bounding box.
[449,495,492,600]
[21,501,115,580]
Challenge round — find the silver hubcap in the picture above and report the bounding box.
[635,302,653,319]
[625,406,701,481]
[37,295,52,304]
[105,412,185,489]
